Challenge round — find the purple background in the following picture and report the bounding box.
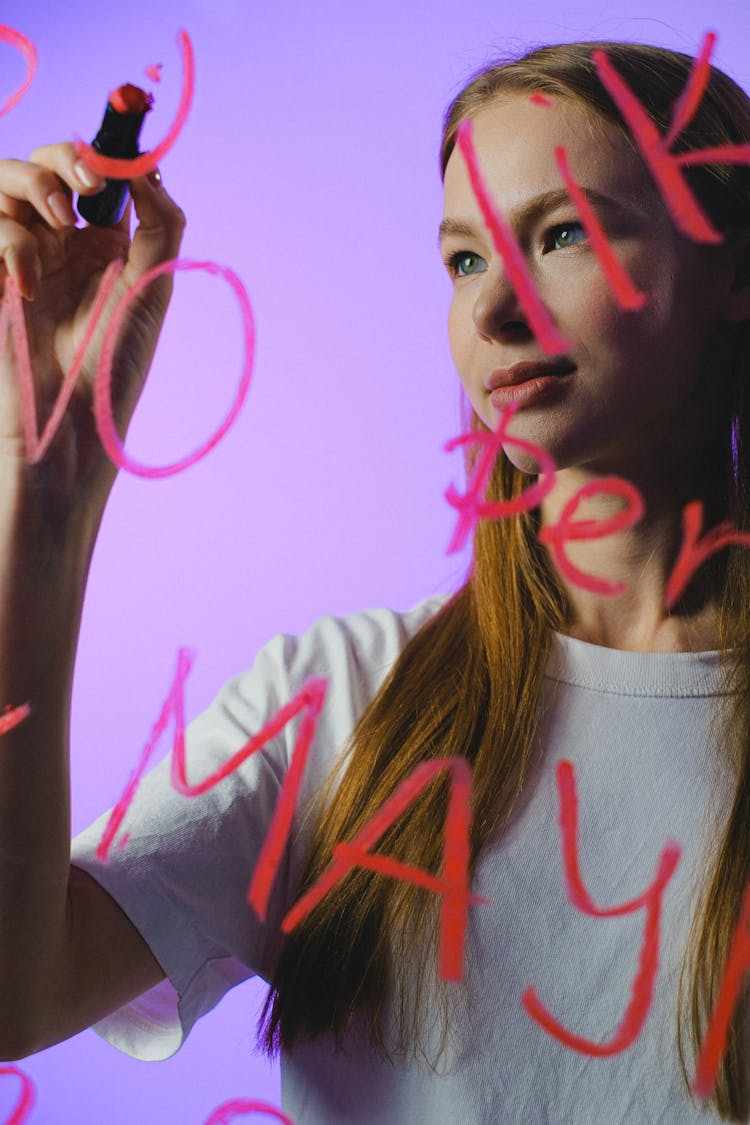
[0,1,747,1121]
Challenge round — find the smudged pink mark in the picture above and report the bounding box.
[0,264,123,465]
[0,703,30,737]
[691,881,750,1098]
[145,63,163,84]
[74,30,194,179]
[522,760,681,1055]
[538,476,646,596]
[93,258,255,478]
[203,1100,295,1124]
[529,92,552,107]
[0,25,37,118]
[456,119,574,355]
[592,35,750,245]
[553,146,646,311]
[0,1066,35,1125]
[282,758,486,982]
[445,403,557,553]
[664,500,750,609]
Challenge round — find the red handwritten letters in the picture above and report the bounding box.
[92,258,256,478]
[444,401,557,552]
[282,757,481,980]
[2,16,750,1120]
[522,761,681,1055]
[0,1067,34,1125]
[0,26,36,119]
[203,1101,295,1125]
[592,34,750,246]
[537,476,646,596]
[73,30,195,181]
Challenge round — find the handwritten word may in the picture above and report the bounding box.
[76,661,750,1096]
[96,649,482,980]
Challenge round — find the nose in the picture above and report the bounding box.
[472,267,533,343]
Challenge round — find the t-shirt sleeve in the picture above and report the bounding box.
[70,596,447,1061]
[70,634,306,1060]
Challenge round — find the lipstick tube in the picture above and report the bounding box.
[77,84,153,226]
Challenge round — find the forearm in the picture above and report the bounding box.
[0,470,96,1055]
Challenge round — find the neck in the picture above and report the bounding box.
[538,438,734,653]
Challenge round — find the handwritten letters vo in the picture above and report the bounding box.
[1,18,749,1124]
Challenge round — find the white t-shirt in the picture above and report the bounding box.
[71,595,737,1123]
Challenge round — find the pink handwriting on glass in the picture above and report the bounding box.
[203,1101,294,1124]
[0,1066,34,1125]
[0,25,278,1125]
[1,19,749,1118]
[445,30,750,608]
[0,25,256,480]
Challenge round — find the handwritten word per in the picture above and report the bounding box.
[446,405,750,603]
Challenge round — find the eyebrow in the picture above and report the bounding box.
[437,187,626,247]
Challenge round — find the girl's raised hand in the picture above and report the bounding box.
[0,141,185,525]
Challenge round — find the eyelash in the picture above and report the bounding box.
[543,221,586,252]
[445,250,485,277]
[444,221,587,277]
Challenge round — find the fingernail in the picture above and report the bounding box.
[74,160,104,190]
[147,167,163,189]
[47,191,75,226]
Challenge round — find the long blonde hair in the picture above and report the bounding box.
[260,40,750,1121]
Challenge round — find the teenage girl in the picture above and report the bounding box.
[1,39,750,1124]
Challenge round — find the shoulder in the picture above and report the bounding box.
[193,594,452,764]
[225,594,449,702]
[265,593,451,682]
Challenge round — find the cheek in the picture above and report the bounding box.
[447,290,479,379]
[447,296,465,362]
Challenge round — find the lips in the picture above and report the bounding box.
[487,360,576,391]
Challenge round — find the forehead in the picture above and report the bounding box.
[442,92,657,217]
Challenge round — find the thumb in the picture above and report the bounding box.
[121,168,186,288]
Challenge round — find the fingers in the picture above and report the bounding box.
[0,141,186,302]
[0,145,106,232]
[0,144,110,296]
[123,169,186,287]
[29,141,107,201]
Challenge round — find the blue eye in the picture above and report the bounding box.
[546,222,586,251]
[447,251,487,277]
